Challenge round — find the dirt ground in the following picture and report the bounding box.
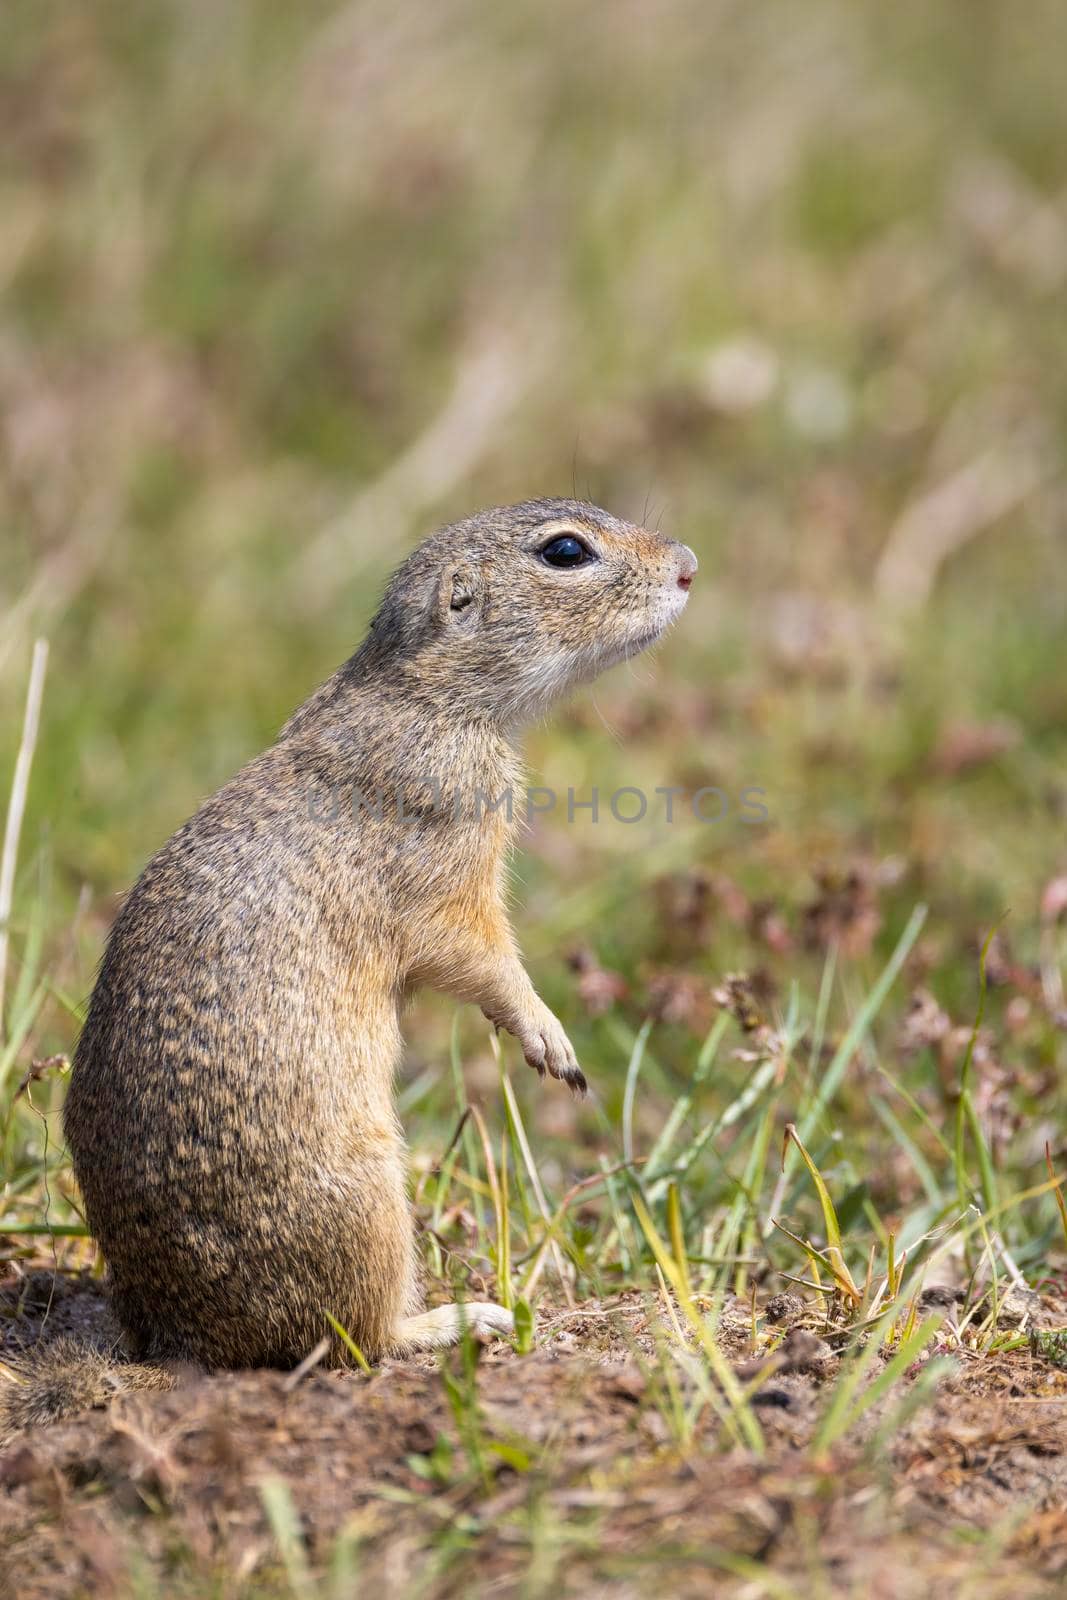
[3,1271,1067,1598]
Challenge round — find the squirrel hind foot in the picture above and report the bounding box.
[393,1303,514,1355]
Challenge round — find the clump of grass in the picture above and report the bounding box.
[405,884,1065,1485]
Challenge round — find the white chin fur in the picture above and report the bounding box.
[604,593,687,668]
[510,596,687,720]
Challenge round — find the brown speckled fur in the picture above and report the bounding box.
[0,1337,174,1435]
[7,500,695,1431]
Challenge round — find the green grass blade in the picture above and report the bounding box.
[259,1476,313,1600]
[622,1016,653,1167]
[793,903,928,1158]
[644,1012,729,1179]
[631,1190,765,1455]
[322,1310,372,1374]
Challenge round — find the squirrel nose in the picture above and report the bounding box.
[675,544,698,591]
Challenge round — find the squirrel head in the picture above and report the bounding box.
[362,499,697,726]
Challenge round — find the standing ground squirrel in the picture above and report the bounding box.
[2,499,696,1432]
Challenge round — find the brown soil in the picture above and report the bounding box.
[3,1272,1067,1598]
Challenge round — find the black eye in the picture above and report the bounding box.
[540,534,593,569]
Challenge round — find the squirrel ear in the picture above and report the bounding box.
[444,566,482,623]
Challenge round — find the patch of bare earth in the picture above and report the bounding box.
[2,1273,1067,1597]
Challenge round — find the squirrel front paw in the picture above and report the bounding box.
[480,991,587,1095]
[514,1004,587,1095]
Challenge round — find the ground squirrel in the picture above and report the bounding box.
[2,499,696,1432]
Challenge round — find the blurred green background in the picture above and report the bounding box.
[2,0,1066,1096]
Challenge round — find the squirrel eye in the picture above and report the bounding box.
[540,534,593,569]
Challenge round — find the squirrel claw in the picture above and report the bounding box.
[499,1001,582,1092]
[562,1064,588,1097]
[521,1021,584,1095]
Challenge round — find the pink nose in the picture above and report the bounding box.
[675,543,698,590]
